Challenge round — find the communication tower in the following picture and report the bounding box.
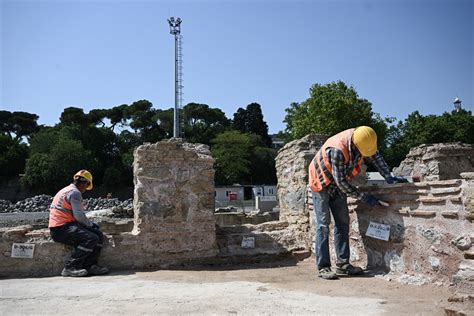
[167,17,184,138]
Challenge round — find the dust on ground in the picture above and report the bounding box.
[0,258,453,315]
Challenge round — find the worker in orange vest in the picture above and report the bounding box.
[308,126,407,280]
[49,170,109,277]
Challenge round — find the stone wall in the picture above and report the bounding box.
[0,139,218,277]
[304,177,473,289]
[274,135,473,290]
[393,143,474,181]
[275,134,327,251]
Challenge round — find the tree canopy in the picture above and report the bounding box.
[283,81,389,142]
[2,82,472,192]
[233,103,272,147]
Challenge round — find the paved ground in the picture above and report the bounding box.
[0,259,452,315]
[0,212,49,227]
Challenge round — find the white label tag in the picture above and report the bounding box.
[241,237,255,249]
[11,243,35,258]
[366,222,390,241]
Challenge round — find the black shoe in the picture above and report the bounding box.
[61,267,88,277]
[318,267,339,280]
[88,264,109,275]
[336,263,364,275]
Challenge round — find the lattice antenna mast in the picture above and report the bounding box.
[168,17,183,138]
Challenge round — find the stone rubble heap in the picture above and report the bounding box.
[0,195,133,216]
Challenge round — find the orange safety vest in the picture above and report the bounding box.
[48,184,80,228]
[308,128,363,192]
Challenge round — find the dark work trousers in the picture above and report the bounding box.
[50,222,104,270]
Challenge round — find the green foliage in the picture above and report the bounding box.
[0,110,39,141]
[233,103,272,147]
[0,110,37,180]
[248,145,277,185]
[29,127,60,154]
[60,107,88,127]
[154,108,174,139]
[211,130,252,185]
[23,134,97,193]
[183,103,230,144]
[383,109,474,167]
[283,81,386,141]
[0,135,29,177]
[22,153,51,189]
[211,131,277,185]
[102,166,122,188]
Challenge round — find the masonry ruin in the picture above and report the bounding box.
[1,138,473,299]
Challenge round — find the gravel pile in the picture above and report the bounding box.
[0,195,133,217]
[0,195,52,213]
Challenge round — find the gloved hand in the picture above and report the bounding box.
[386,176,409,184]
[362,194,380,207]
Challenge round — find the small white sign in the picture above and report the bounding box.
[11,243,35,258]
[366,222,390,241]
[259,196,277,202]
[241,237,255,249]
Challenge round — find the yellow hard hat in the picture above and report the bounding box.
[352,126,378,157]
[73,170,93,190]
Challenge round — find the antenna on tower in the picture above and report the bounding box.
[168,17,184,138]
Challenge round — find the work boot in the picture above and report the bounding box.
[88,264,109,275]
[61,267,88,277]
[318,267,338,280]
[336,263,364,276]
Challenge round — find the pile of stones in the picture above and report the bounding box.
[0,195,52,213]
[0,195,133,217]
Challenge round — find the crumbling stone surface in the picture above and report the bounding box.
[0,139,218,277]
[275,134,327,251]
[275,135,473,292]
[393,143,474,181]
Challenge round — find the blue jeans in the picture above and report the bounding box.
[312,188,350,270]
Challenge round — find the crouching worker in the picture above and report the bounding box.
[49,170,109,277]
[309,126,407,280]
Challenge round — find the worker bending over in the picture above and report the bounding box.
[49,170,109,277]
[309,126,407,280]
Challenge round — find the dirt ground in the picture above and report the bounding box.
[0,258,456,315]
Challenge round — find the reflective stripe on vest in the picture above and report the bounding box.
[48,184,77,227]
[308,128,363,192]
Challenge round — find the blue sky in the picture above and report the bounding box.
[1,0,473,134]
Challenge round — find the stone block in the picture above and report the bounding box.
[431,187,462,195]
[460,172,474,180]
[418,196,445,203]
[409,210,437,218]
[441,211,459,219]
[465,252,474,260]
[451,235,472,251]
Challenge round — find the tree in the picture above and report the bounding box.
[232,103,272,147]
[383,109,474,168]
[0,110,38,180]
[59,107,88,127]
[0,135,29,178]
[23,135,97,193]
[182,103,230,144]
[0,110,39,141]
[283,81,388,142]
[211,130,252,185]
[247,134,278,184]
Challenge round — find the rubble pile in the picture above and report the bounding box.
[0,195,133,215]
